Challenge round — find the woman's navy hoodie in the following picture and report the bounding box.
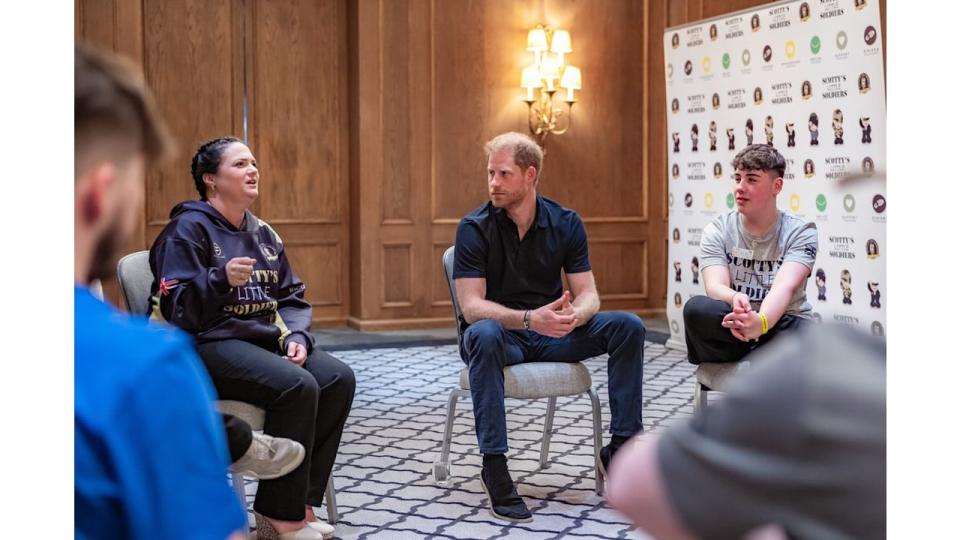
[148,201,314,353]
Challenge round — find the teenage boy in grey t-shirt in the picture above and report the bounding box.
[683,144,818,364]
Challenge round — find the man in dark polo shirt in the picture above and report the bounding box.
[453,131,646,523]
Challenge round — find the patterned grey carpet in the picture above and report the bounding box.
[242,342,696,539]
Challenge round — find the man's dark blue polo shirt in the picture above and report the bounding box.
[453,195,591,313]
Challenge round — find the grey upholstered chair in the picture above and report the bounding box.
[693,360,751,412]
[435,246,605,495]
[116,251,338,523]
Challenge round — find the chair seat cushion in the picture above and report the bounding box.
[216,400,266,431]
[695,360,751,391]
[459,362,593,399]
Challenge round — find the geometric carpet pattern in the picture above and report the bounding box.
[243,342,695,539]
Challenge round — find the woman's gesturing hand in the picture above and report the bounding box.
[225,257,257,287]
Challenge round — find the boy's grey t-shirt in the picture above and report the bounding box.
[699,210,818,317]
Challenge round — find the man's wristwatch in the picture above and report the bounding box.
[523,310,531,330]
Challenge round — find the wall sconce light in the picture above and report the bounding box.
[522,24,582,148]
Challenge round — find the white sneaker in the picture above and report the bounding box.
[230,432,305,480]
[306,519,335,539]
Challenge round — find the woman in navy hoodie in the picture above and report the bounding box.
[148,136,354,540]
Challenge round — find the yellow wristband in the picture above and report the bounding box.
[759,312,769,335]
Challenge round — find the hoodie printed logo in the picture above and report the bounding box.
[213,242,224,258]
[159,277,180,296]
[259,244,279,261]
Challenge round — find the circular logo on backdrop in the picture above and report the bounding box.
[671,320,680,334]
[751,14,761,32]
[723,53,731,69]
[710,24,719,41]
[862,156,875,176]
[674,292,683,307]
[843,194,856,212]
[684,60,693,76]
[742,49,752,66]
[712,93,721,110]
[705,192,715,208]
[726,193,735,208]
[785,40,797,59]
[672,228,681,243]
[857,0,869,11]
[669,193,675,207]
[763,45,773,62]
[804,158,815,177]
[864,26,877,45]
[753,86,764,105]
[684,193,693,208]
[816,194,827,212]
[667,63,673,78]
[703,56,711,73]
[671,163,680,178]
[713,162,723,178]
[790,194,801,212]
[799,2,811,22]
[810,35,822,54]
[671,33,680,49]
[836,31,848,50]
[872,194,886,213]
[671,98,680,113]
[801,80,813,99]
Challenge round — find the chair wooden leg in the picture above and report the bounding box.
[324,474,338,523]
[539,396,557,469]
[588,388,605,496]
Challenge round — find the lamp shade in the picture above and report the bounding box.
[560,65,582,90]
[540,55,561,80]
[521,65,543,88]
[527,27,548,52]
[550,30,572,54]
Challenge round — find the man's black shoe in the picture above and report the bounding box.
[480,467,533,523]
[598,443,619,478]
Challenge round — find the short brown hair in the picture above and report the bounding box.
[731,144,786,179]
[484,132,543,183]
[75,46,173,179]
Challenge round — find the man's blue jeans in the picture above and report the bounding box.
[460,311,646,455]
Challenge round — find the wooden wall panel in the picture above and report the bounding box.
[431,0,496,223]
[142,0,242,230]
[589,240,648,299]
[381,0,413,223]
[249,0,346,224]
[381,244,413,306]
[537,0,646,220]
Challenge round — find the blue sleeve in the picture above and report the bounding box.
[453,220,487,279]
[114,340,246,540]
[563,213,592,273]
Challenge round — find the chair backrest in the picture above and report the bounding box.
[441,246,466,350]
[116,250,155,315]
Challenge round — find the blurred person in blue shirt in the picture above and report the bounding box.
[74,46,247,540]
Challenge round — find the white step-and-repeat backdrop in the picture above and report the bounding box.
[664,0,885,350]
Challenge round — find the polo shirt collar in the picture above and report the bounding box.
[491,195,548,230]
